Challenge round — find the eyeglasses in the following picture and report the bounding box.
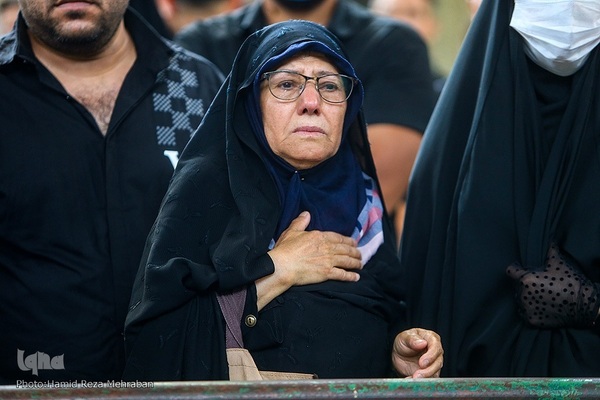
[261,70,356,104]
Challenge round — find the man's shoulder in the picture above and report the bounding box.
[353,10,420,38]
[174,7,252,74]
[169,42,225,74]
[157,43,225,96]
[177,7,249,43]
[332,0,423,46]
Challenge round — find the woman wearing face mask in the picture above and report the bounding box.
[400,0,600,377]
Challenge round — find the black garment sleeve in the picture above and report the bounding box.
[123,293,228,381]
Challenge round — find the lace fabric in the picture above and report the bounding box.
[507,242,600,328]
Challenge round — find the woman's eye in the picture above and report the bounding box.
[319,81,340,92]
[279,81,295,90]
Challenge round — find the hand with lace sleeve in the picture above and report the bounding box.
[506,242,600,329]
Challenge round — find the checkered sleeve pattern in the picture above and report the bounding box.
[153,52,208,147]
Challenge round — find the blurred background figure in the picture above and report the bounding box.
[369,0,445,99]
[129,0,173,38]
[370,0,438,39]
[0,0,18,35]
[130,0,243,39]
[368,0,443,244]
[368,0,478,244]
[155,0,243,36]
[369,0,438,45]
[465,0,482,20]
[369,0,482,97]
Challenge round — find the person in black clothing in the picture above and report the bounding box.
[175,0,436,243]
[0,0,222,383]
[400,0,600,377]
[367,0,445,244]
[368,0,445,100]
[154,0,243,36]
[123,19,443,381]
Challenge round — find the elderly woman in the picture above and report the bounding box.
[123,20,443,380]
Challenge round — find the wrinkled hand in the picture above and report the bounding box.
[268,211,363,287]
[506,242,600,328]
[392,328,443,378]
[257,212,363,309]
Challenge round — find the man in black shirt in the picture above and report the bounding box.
[0,0,223,383]
[175,0,436,238]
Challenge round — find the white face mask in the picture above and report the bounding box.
[509,0,600,76]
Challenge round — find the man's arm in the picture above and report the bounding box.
[368,123,422,216]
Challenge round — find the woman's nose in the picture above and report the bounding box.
[298,82,321,112]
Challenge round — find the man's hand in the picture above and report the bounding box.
[392,328,443,378]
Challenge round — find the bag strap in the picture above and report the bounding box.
[216,288,247,349]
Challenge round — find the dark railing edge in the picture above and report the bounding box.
[1,377,599,400]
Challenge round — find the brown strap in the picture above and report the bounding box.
[218,290,315,380]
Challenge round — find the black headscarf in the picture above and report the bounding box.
[400,0,600,377]
[123,20,403,381]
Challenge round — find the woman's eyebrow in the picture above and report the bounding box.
[280,67,338,75]
[315,69,338,75]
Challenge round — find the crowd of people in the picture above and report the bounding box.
[1,0,599,385]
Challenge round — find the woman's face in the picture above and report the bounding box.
[260,54,348,170]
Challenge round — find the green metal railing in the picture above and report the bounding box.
[1,378,600,399]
